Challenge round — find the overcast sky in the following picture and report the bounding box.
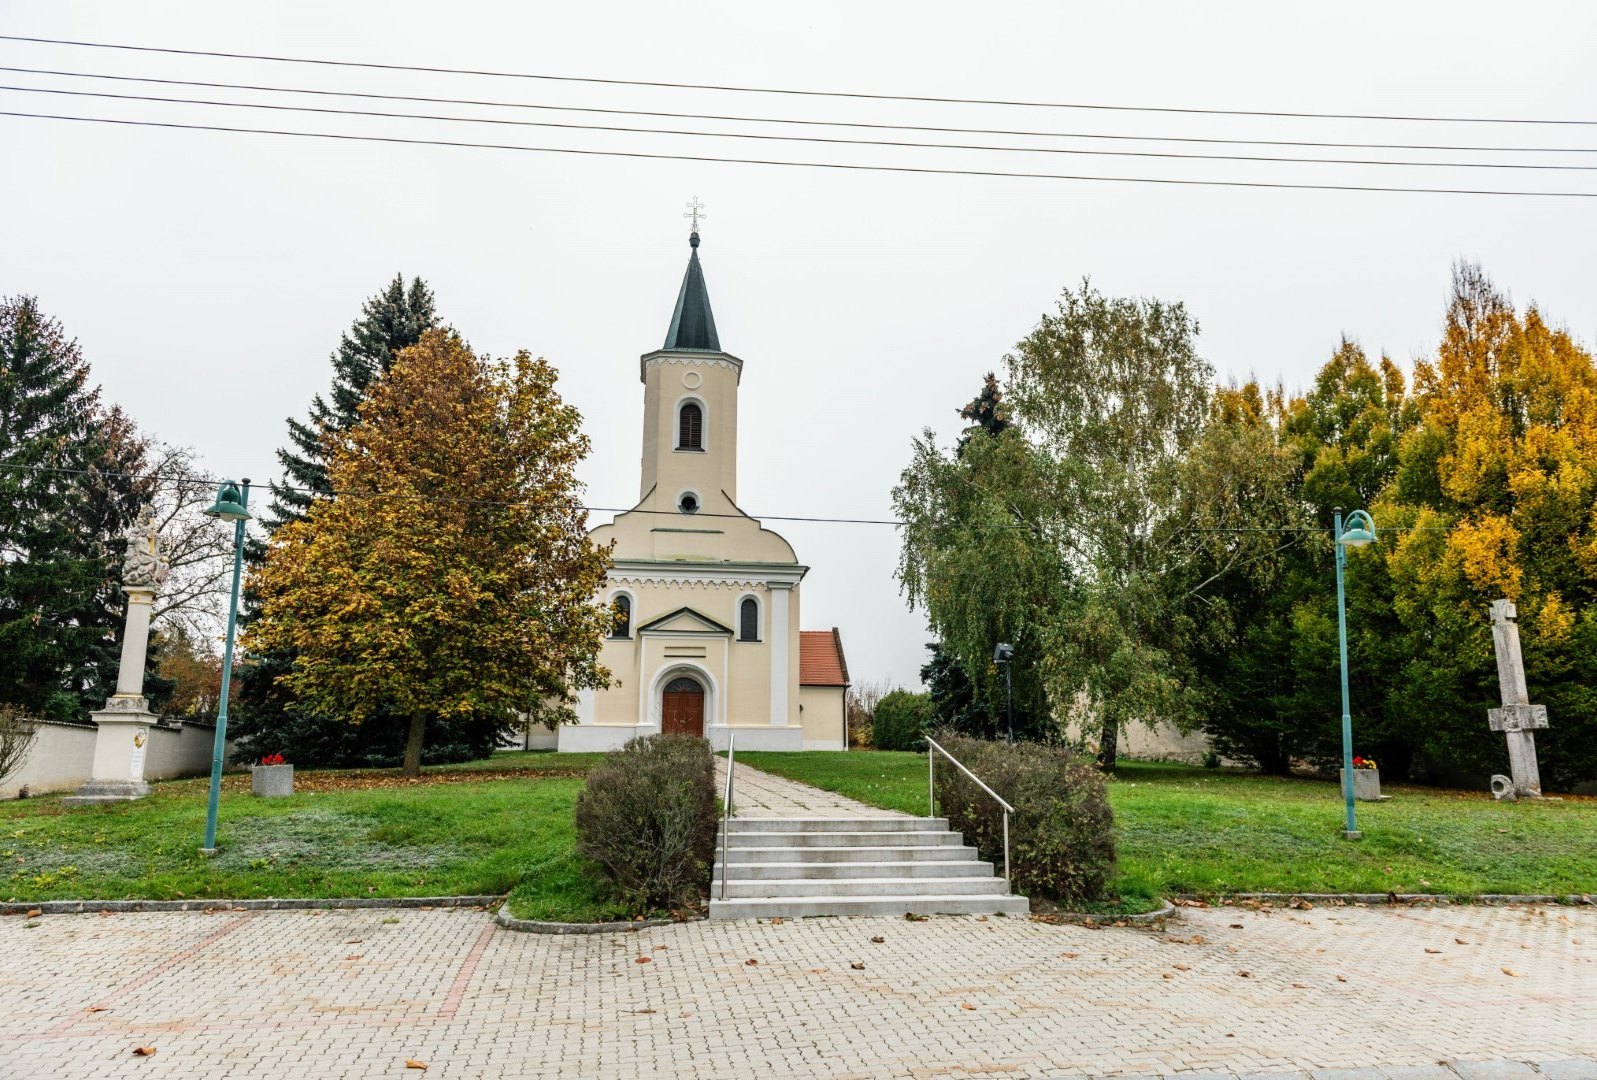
[3,1,1595,690]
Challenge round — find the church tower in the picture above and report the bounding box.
[554,207,850,754]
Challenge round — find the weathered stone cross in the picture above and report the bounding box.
[1487,598,1547,799]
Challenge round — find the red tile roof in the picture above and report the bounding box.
[799,628,850,687]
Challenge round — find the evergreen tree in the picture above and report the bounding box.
[265,274,438,527]
[0,297,150,721]
[235,275,456,766]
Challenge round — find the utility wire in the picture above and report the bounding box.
[0,461,1456,534]
[9,83,1595,172]
[3,34,1593,126]
[7,65,1593,155]
[6,111,1593,198]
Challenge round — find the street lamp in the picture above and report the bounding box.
[1333,507,1375,840]
[200,479,250,856]
[993,643,1015,744]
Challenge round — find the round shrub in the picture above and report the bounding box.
[574,734,717,912]
[873,689,934,751]
[931,732,1115,905]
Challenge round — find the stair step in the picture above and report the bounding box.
[721,830,964,848]
[715,860,996,880]
[708,894,1030,920]
[725,817,944,833]
[721,845,978,863]
[717,877,1010,898]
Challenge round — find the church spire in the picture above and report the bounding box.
[663,198,721,352]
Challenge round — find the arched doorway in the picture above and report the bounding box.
[661,676,705,737]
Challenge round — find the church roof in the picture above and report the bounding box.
[800,629,850,687]
[662,230,721,352]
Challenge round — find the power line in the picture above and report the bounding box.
[3,34,1592,126]
[0,461,1456,535]
[10,83,1595,172]
[6,111,1593,198]
[7,64,1593,156]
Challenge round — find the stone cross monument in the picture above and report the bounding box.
[1486,599,1547,800]
[63,507,169,807]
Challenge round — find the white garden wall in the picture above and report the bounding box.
[2,718,236,799]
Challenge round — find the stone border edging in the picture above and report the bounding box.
[0,895,502,916]
[1176,891,1595,906]
[493,904,696,934]
[1034,898,1177,926]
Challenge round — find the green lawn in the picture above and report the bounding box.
[738,751,1597,901]
[0,751,629,922]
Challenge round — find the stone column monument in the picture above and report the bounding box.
[1486,599,1548,800]
[63,507,169,807]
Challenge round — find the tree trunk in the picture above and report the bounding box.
[402,712,427,777]
[1098,718,1119,771]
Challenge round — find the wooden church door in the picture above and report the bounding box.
[661,676,705,737]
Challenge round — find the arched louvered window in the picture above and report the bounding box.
[677,401,703,450]
[610,594,631,638]
[739,596,760,642]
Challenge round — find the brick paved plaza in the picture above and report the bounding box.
[1,901,1592,1078]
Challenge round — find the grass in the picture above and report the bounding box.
[738,751,1597,902]
[0,750,629,922]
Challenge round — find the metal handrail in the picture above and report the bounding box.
[926,736,1014,890]
[718,731,736,900]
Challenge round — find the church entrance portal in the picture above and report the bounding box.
[661,676,705,737]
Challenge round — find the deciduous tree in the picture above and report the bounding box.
[245,330,612,775]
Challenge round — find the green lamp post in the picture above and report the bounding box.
[1333,507,1376,840]
[200,479,250,856]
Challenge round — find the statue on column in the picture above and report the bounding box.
[63,504,171,805]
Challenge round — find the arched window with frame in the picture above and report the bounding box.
[739,596,760,642]
[609,594,632,638]
[677,401,703,451]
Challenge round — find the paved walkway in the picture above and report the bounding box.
[2,902,1592,1078]
[720,758,913,818]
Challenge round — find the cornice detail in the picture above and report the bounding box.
[639,350,744,383]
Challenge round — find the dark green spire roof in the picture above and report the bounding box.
[663,230,721,352]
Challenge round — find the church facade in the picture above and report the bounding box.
[556,226,849,752]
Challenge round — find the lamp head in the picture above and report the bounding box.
[1339,509,1375,548]
[204,480,250,523]
[993,643,1014,664]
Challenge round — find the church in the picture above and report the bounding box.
[556,219,850,752]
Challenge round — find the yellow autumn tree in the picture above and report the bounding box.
[244,330,613,775]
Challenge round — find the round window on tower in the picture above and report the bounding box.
[678,491,700,514]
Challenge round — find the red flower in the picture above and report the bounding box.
[260,753,286,767]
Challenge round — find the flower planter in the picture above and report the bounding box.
[1339,768,1382,802]
[251,763,294,798]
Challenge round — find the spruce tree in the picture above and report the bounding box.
[0,297,149,721]
[237,275,476,767]
[265,274,438,527]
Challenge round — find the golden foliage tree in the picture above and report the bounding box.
[245,330,612,775]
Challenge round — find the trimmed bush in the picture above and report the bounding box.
[932,732,1115,905]
[574,734,717,912]
[873,689,934,751]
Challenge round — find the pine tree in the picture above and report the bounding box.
[0,297,150,721]
[265,275,437,528]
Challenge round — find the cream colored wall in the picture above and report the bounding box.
[592,580,791,728]
[799,686,845,748]
[638,351,740,507]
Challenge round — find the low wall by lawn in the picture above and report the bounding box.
[2,717,236,799]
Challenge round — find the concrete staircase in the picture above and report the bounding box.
[709,816,1029,920]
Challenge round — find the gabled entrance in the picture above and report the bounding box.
[661,676,705,737]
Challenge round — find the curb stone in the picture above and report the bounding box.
[0,895,501,916]
[493,903,697,934]
[1174,892,1595,907]
[1070,1062,1597,1080]
[1032,898,1178,926]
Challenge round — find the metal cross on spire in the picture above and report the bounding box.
[683,196,707,233]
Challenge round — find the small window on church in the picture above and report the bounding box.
[610,595,631,638]
[739,597,759,642]
[678,492,699,514]
[678,401,703,450]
